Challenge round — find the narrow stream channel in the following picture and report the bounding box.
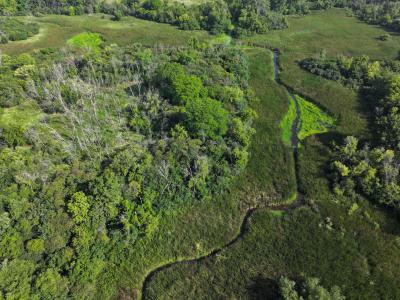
[273,50,300,150]
[273,50,303,195]
[140,49,304,300]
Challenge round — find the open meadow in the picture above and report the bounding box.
[241,8,400,136]
[144,8,400,299]
[0,14,210,55]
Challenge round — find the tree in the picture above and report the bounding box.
[279,277,345,300]
[35,268,69,299]
[0,259,35,299]
[157,62,207,105]
[185,97,229,140]
[68,192,90,224]
[26,238,45,254]
[0,0,17,15]
[279,277,302,300]
[331,136,400,207]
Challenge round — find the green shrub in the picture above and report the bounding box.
[379,33,391,41]
[0,18,39,44]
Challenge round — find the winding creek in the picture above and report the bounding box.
[140,50,304,300]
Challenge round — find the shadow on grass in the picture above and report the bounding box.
[247,276,281,300]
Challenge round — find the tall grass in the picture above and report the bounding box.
[297,95,336,140]
[280,95,296,146]
[145,9,400,300]
[0,14,210,55]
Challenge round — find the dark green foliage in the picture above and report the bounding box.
[0,0,310,35]
[0,17,39,44]
[374,74,400,151]
[0,42,255,299]
[279,276,345,300]
[185,97,229,139]
[300,54,400,88]
[331,136,400,207]
[199,0,233,34]
[350,1,400,32]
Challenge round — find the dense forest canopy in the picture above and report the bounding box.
[1,0,400,298]
[0,40,256,298]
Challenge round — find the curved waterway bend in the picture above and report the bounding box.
[140,49,304,300]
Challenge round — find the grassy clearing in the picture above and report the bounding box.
[0,101,43,130]
[146,9,400,300]
[0,14,210,55]
[145,104,400,300]
[279,95,296,146]
[297,95,336,140]
[241,8,400,137]
[242,48,296,199]
[67,32,103,51]
[145,190,400,299]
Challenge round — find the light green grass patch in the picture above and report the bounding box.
[297,95,335,140]
[0,101,43,130]
[210,34,231,45]
[67,32,103,51]
[269,210,285,217]
[280,95,296,146]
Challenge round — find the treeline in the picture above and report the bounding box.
[349,0,400,32]
[300,53,400,208]
[0,0,339,35]
[0,40,255,298]
[0,17,39,43]
[300,54,400,88]
[4,0,398,37]
[280,276,345,300]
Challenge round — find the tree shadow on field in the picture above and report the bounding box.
[247,275,281,300]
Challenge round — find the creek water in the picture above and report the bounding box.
[140,49,305,300]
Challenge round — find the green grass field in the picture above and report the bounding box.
[241,8,400,137]
[145,8,400,299]
[0,14,210,55]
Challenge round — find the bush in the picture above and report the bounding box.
[379,33,390,41]
[0,18,39,44]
